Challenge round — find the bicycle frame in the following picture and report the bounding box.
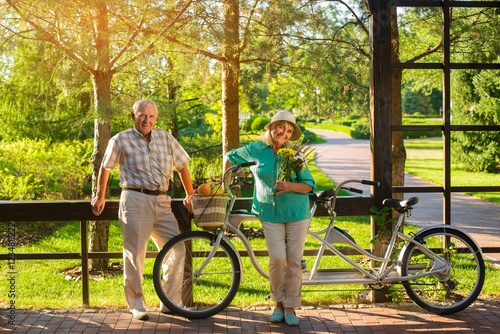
[154,162,484,318]
[194,167,450,289]
[304,192,448,286]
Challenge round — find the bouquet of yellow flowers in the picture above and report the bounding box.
[274,141,317,195]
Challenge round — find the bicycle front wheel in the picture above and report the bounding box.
[401,226,485,314]
[153,231,241,319]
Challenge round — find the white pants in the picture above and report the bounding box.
[261,219,309,308]
[119,189,185,310]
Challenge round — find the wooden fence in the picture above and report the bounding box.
[2,197,498,306]
[0,197,376,306]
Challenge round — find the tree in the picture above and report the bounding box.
[452,66,500,173]
[160,0,256,156]
[1,0,194,271]
[399,5,500,173]
[402,86,433,116]
[0,39,93,141]
[162,1,326,157]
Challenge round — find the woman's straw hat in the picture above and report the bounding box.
[264,110,302,141]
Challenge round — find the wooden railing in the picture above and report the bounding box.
[0,197,376,306]
[3,197,497,306]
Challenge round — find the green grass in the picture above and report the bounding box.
[305,122,356,138]
[404,139,443,149]
[305,117,442,139]
[405,139,500,204]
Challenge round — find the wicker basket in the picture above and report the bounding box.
[192,194,231,227]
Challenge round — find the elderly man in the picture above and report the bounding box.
[91,99,194,320]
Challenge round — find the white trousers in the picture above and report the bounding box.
[118,189,184,310]
[261,219,309,308]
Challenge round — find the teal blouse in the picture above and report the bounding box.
[226,141,316,223]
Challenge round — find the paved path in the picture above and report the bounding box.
[2,302,500,333]
[311,129,500,264]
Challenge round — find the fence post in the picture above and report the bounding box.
[175,203,194,307]
[81,220,90,306]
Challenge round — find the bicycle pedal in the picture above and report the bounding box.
[357,288,371,299]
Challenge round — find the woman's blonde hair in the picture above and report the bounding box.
[260,121,293,147]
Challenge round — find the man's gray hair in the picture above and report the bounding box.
[133,99,157,115]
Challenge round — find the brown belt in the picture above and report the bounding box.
[126,188,166,196]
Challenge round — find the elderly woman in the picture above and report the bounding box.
[224,110,316,326]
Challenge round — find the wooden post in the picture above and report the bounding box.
[442,0,451,226]
[367,0,393,303]
[172,200,194,306]
[81,220,90,306]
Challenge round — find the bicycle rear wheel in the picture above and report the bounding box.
[153,231,241,319]
[401,226,485,314]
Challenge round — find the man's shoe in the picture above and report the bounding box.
[131,308,149,320]
[269,309,284,323]
[284,313,299,326]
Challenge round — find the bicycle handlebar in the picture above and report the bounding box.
[343,187,363,194]
[317,179,379,200]
[238,161,257,168]
[362,180,380,187]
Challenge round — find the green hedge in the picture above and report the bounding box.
[0,139,92,200]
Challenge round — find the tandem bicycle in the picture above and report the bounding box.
[153,161,485,318]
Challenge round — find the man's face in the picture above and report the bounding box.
[132,104,157,136]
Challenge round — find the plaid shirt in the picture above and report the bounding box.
[102,127,190,192]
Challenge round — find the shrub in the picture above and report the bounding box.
[351,123,370,139]
[243,115,259,131]
[0,139,93,200]
[179,133,223,183]
[452,131,500,173]
[251,116,270,132]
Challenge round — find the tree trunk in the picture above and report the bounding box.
[391,7,406,202]
[166,56,183,198]
[221,0,241,158]
[89,71,112,272]
[89,1,112,272]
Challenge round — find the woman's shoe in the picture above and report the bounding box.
[284,313,299,326]
[270,309,284,322]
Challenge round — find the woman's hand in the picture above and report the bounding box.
[274,180,313,195]
[274,180,292,195]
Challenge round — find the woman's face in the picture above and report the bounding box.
[271,121,293,146]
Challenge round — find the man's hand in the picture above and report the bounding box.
[183,195,193,212]
[91,166,111,216]
[91,197,106,216]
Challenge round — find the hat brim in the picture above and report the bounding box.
[265,121,302,141]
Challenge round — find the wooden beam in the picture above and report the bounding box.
[0,197,379,223]
[369,0,393,207]
[368,0,393,303]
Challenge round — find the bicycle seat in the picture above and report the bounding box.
[382,197,418,210]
